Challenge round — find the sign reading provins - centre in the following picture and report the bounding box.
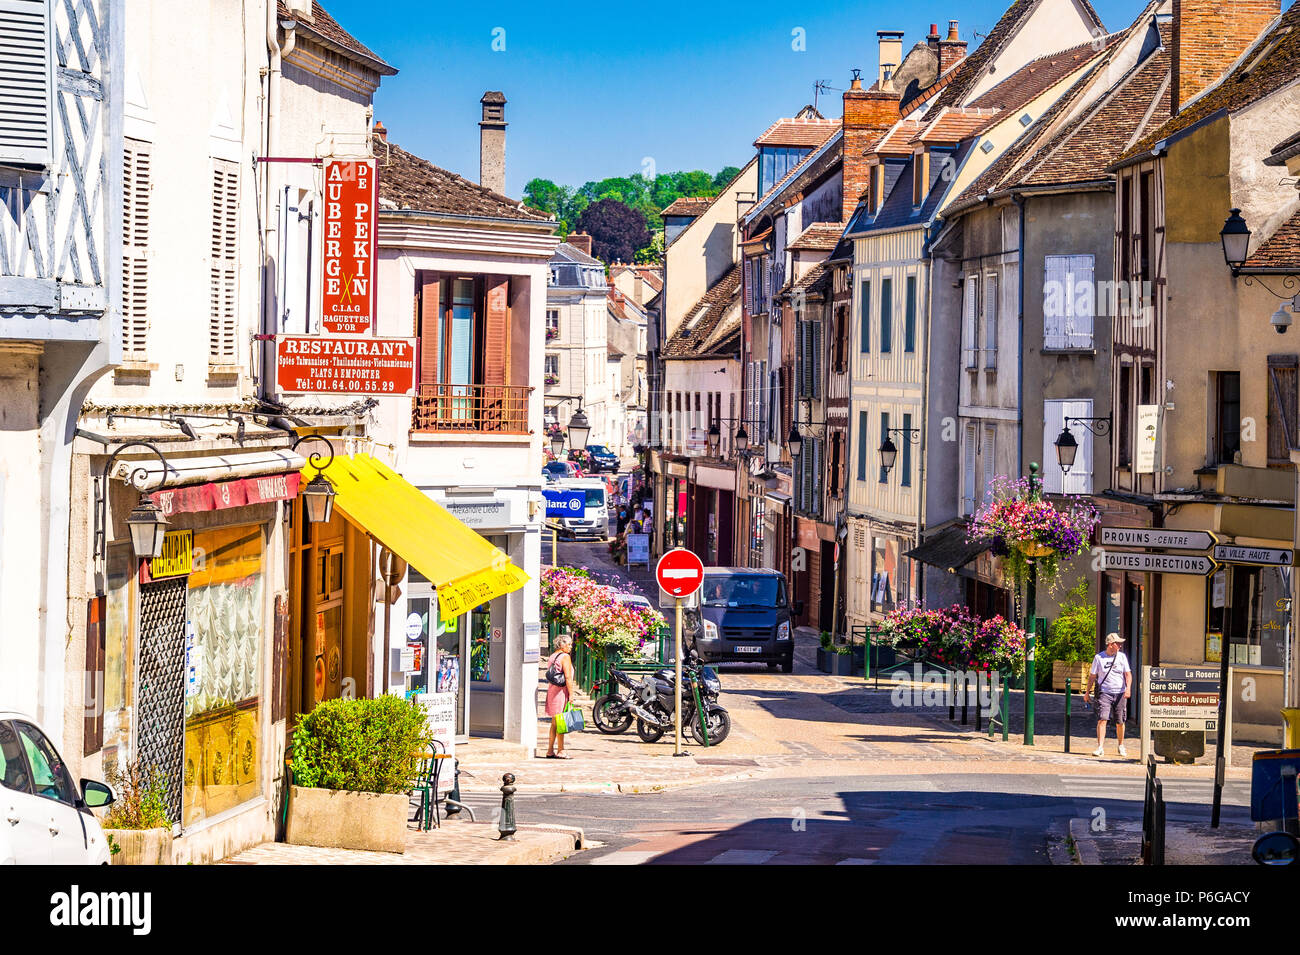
[322,158,377,334]
[276,336,417,396]
[1099,527,1217,550]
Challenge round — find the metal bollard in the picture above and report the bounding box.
[1064,678,1072,754]
[445,759,463,816]
[497,773,517,841]
[961,674,969,726]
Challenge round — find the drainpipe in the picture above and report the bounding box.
[261,11,296,400]
[1013,193,1027,479]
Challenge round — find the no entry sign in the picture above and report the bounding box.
[656,548,705,599]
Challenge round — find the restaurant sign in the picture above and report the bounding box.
[148,530,193,580]
[275,336,417,396]
[150,472,301,516]
[322,158,377,333]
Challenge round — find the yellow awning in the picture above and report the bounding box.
[303,453,528,622]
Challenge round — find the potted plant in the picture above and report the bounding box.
[816,631,834,673]
[287,695,434,854]
[967,475,1099,591]
[101,760,173,865]
[1042,580,1097,691]
[831,643,855,676]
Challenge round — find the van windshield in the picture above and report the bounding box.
[700,574,786,608]
[583,489,606,507]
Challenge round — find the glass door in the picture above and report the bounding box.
[406,570,471,742]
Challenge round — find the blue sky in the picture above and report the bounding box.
[324,0,1145,198]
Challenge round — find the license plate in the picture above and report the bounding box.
[734,646,761,654]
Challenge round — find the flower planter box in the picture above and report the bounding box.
[106,828,172,866]
[831,652,855,676]
[816,647,834,673]
[1052,659,1090,691]
[286,786,407,854]
[866,644,897,671]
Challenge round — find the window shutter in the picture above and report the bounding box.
[1041,400,1066,494]
[904,275,916,352]
[857,411,869,482]
[763,255,772,301]
[209,160,240,365]
[983,273,998,368]
[981,423,995,502]
[963,276,978,367]
[962,423,977,515]
[812,437,822,509]
[418,274,441,384]
[1267,354,1298,466]
[859,280,871,354]
[122,138,152,361]
[880,278,892,353]
[0,0,52,165]
[879,412,889,483]
[483,276,511,385]
[744,261,753,314]
[1069,255,1095,347]
[1043,255,1068,348]
[813,321,822,400]
[902,413,914,488]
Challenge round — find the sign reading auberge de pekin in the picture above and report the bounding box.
[322,158,377,334]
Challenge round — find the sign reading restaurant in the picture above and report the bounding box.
[275,336,417,396]
[321,158,378,333]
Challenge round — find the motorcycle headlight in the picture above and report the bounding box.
[702,619,718,640]
[777,621,791,641]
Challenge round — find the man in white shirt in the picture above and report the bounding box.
[1084,633,1132,758]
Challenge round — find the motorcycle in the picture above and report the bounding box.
[591,667,638,735]
[628,658,731,746]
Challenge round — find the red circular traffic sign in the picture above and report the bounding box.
[655,548,705,598]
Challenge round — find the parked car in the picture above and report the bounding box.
[686,568,796,672]
[554,477,610,540]
[583,445,620,473]
[0,712,116,864]
[543,461,578,482]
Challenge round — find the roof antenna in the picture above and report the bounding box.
[814,80,831,112]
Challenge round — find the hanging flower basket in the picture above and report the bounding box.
[967,476,1099,588]
[877,605,1028,678]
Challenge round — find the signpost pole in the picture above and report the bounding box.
[674,596,683,756]
[1212,567,1233,828]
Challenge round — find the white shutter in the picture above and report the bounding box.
[1043,255,1069,348]
[1041,400,1067,494]
[963,276,978,368]
[744,261,753,313]
[983,273,998,369]
[209,159,240,364]
[812,321,822,399]
[1068,254,1095,347]
[1064,398,1094,494]
[961,423,977,515]
[981,424,996,504]
[122,138,152,361]
[0,0,53,165]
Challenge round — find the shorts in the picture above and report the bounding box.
[1096,689,1128,723]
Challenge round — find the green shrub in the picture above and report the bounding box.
[819,631,832,649]
[1038,580,1097,689]
[290,695,433,795]
[102,759,172,831]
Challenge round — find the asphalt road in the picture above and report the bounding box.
[450,773,1251,865]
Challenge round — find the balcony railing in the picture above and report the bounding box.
[412,383,532,435]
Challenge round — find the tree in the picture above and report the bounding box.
[712,166,741,189]
[576,198,652,265]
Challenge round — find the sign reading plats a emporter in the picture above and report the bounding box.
[322,158,377,333]
[276,336,416,396]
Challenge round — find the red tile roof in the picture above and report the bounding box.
[968,34,1120,113]
[374,134,552,222]
[753,117,841,148]
[911,107,1002,144]
[660,197,713,217]
[1243,208,1300,269]
[1119,3,1300,165]
[872,120,924,155]
[663,265,742,359]
[786,221,846,252]
[278,1,396,74]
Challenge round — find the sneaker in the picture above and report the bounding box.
[1092,746,1105,757]
[1117,745,1128,757]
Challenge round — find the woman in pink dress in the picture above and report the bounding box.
[545,634,576,758]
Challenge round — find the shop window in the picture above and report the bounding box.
[1117,364,1133,468]
[183,524,265,828]
[100,550,135,775]
[1207,566,1289,668]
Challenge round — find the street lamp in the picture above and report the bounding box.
[734,425,749,454]
[706,423,720,454]
[787,425,803,458]
[1221,208,1251,274]
[567,408,591,450]
[125,495,169,559]
[549,431,565,458]
[94,441,176,586]
[1054,426,1079,474]
[292,433,338,525]
[878,436,898,475]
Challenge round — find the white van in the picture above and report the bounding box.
[556,478,610,541]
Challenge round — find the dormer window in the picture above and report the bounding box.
[912,149,930,207]
[868,162,884,215]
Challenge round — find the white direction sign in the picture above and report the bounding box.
[1211,544,1294,566]
[1102,551,1215,575]
[1100,526,1217,550]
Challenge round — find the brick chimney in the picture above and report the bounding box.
[842,69,901,222]
[373,120,387,142]
[479,91,507,195]
[937,20,967,75]
[1172,1,1279,110]
[567,232,593,256]
[877,30,904,86]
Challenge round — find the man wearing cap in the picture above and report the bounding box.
[1085,634,1132,757]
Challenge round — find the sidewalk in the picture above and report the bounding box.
[224,816,584,866]
[1064,816,1258,865]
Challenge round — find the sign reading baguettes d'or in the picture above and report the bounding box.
[322,158,377,334]
[275,336,417,396]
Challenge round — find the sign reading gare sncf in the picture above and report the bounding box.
[322,158,377,333]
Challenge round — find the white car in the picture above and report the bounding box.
[0,711,115,864]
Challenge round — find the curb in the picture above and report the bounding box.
[1068,817,1103,865]
[459,766,767,795]
[466,824,584,864]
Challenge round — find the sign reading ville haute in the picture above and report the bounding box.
[322,158,378,334]
[275,336,417,396]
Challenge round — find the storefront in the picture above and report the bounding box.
[659,459,689,554]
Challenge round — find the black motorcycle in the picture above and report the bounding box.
[629,660,730,746]
[591,667,638,735]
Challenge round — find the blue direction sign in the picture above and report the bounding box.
[543,489,585,518]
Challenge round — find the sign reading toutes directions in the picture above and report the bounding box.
[1101,551,1215,575]
[1211,544,1295,566]
[1099,527,1217,550]
[656,548,705,599]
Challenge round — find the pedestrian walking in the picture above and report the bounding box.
[1084,633,1132,757]
[544,634,577,759]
